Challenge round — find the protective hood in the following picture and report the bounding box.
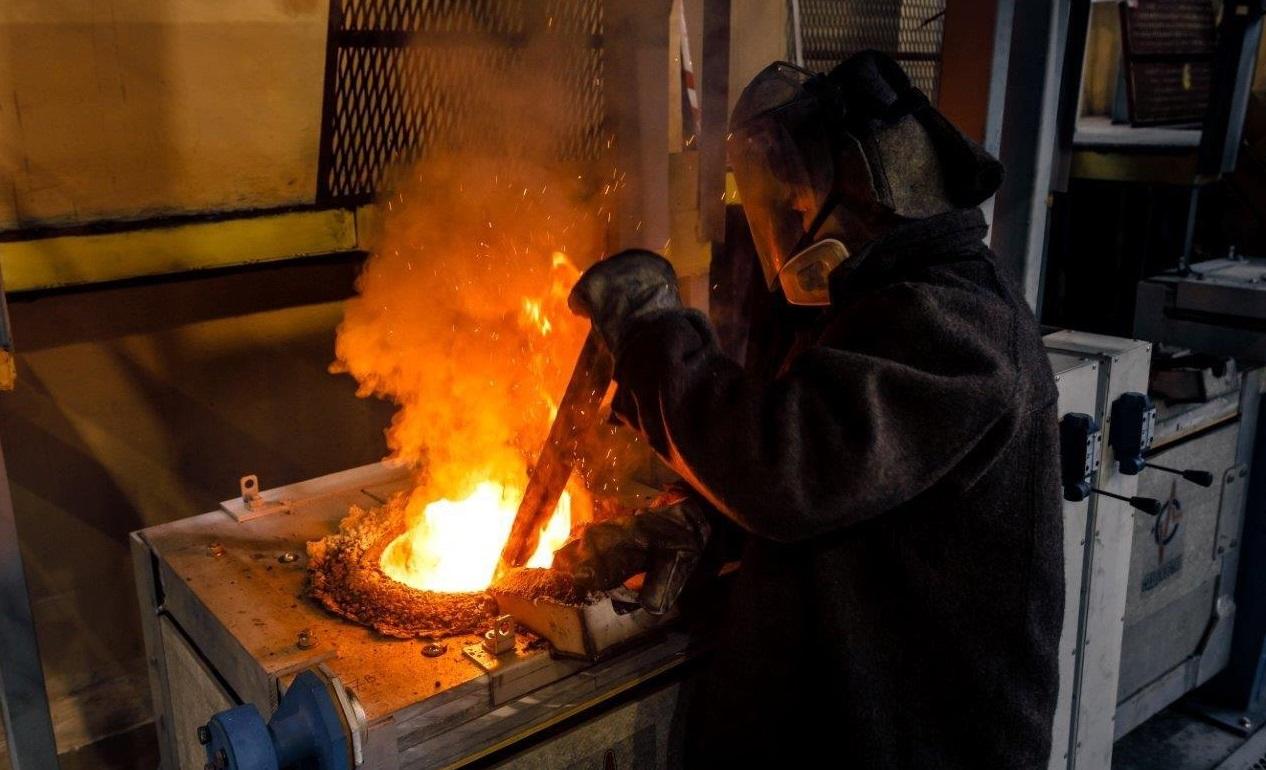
[728,51,1004,298]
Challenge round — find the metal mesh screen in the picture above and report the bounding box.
[317,0,605,205]
[1119,0,1215,126]
[795,0,947,100]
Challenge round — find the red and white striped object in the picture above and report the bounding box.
[679,9,703,146]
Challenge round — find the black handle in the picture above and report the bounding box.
[1092,487,1164,516]
[1109,392,1156,475]
[1145,462,1215,488]
[1060,413,1101,502]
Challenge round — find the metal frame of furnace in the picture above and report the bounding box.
[1045,331,1152,770]
[131,464,698,770]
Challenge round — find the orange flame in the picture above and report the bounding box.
[330,21,623,596]
[334,153,602,594]
[380,482,571,593]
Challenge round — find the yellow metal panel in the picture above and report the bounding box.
[354,204,386,250]
[1070,150,1199,184]
[0,351,13,391]
[667,152,712,278]
[0,209,358,292]
[0,1,328,229]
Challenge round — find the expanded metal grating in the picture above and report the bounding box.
[1118,0,1215,126]
[795,0,947,100]
[317,0,605,205]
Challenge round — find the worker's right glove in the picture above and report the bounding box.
[552,488,712,615]
[568,249,683,356]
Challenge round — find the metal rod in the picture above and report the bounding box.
[698,0,732,242]
[790,0,805,68]
[1092,487,1133,504]
[1179,185,1200,274]
[497,333,613,578]
[0,252,58,769]
[1198,2,1265,177]
[0,431,60,769]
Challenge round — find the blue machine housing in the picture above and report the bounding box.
[203,670,350,770]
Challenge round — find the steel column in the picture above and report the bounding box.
[0,267,58,769]
[989,0,1088,313]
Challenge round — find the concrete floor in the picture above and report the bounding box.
[1114,708,1259,770]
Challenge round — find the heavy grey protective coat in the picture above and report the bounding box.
[610,209,1064,768]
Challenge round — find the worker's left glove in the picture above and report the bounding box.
[552,489,711,615]
[568,249,683,356]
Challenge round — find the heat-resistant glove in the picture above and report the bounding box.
[552,489,712,615]
[568,249,682,356]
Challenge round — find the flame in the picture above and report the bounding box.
[330,26,624,598]
[380,482,572,593]
[522,299,553,336]
[360,246,588,593]
[334,149,605,596]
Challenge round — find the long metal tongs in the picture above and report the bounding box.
[495,332,613,579]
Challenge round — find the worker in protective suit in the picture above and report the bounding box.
[554,50,1063,768]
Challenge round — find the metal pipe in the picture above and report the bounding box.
[789,0,805,67]
[0,430,60,769]
[0,263,58,770]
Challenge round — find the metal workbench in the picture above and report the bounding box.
[132,464,697,770]
[133,332,1151,770]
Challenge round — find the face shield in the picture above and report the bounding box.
[729,63,845,305]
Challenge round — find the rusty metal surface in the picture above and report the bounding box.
[400,631,693,770]
[139,463,706,769]
[307,494,499,639]
[142,465,509,725]
[491,587,672,661]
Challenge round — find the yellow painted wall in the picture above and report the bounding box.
[0,259,393,760]
[1081,3,1121,118]
[0,0,328,230]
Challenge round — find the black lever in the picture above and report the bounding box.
[1144,462,1215,488]
[1109,392,1156,475]
[1062,412,1165,514]
[1092,488,1164,516]
[1060,413,1101,502]
[1110,392,1213,487]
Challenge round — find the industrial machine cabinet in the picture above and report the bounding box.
[132,332,1148,770]
[1045,331,1152,770]
[1129,254,1266,744]
[1114,364,1262,737]
[1135,257,1266,363]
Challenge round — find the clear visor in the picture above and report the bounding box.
[730,125,815,287]
[730,113,836,289]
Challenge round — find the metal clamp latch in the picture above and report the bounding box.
[463,614,518,672]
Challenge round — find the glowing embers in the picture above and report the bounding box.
[306,495,498,639]
[378,481,573,594]
[306,485,576,638]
